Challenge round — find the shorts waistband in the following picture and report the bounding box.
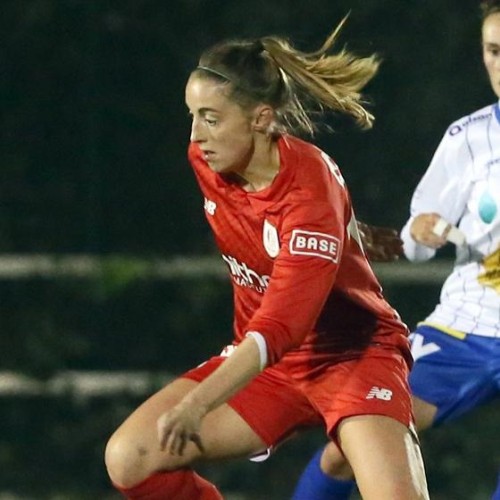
[417,322,500,340]
[417,322,466,340]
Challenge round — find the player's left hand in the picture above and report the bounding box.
[157,399,207,455]
[357,221,404,262]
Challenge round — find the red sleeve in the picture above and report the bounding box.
[246,192,351,365]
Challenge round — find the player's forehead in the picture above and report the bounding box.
[185,75,234,113]
[482,12,500,43]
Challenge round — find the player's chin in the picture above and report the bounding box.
[207,160,229,174]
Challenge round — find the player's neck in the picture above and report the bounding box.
[235,140,280,192]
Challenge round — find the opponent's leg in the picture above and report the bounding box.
[411,395,437,431]
[291,443,355,500]
[105,377,267,498]
[492,470,500,500]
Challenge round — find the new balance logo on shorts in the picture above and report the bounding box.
[366,386,393,401]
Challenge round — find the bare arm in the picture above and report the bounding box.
[157,335,262,455]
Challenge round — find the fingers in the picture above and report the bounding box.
[157,416,205,456]
[189,433,206,454]
[159,430,205,455]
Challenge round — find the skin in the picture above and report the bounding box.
[106,75,429,498]
[314,10,500,488]
[186,74,280,191]
[483,12,500,100]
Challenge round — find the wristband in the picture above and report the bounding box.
[432,217,466,246]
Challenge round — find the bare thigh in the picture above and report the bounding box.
[105,377,267,488]
[338,415,429,500]
[319,397,438,482]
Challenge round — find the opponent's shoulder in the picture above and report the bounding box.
[444,103,495,139]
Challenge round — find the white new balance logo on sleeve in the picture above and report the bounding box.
[366,386,393,401]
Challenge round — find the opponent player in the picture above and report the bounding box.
[104,17,429,500]
[292,2,500,498]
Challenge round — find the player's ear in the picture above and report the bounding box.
[252,105,274,132]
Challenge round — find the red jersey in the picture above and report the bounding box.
[188,135,410,370]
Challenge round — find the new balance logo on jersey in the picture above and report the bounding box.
[366,386,393,401]
[204,197,217,215]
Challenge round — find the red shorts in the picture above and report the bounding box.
[182,346,413,450]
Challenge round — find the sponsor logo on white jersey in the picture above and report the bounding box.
[263,219,280,258]
[204,197,217,215]
[221,254,270,293]
[290,229,340,262]
[366,386,393,401]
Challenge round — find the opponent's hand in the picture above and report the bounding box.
[157,398,207,456]
[357,221,404,262]
[409,213,448,249]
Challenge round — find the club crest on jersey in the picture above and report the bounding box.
[290,229,340,262]
[263,219,280,258]
[204,197,217,215]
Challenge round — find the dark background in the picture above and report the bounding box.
[0,0,498,498]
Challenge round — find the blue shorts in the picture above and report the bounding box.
[408,324,500,425]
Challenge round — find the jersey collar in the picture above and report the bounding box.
[494,101,500,125]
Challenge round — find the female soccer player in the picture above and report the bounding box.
[293,2,500,498]
[104,17,429,500]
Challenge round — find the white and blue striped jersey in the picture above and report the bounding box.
[401,101,500,338]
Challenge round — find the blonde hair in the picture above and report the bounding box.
[194,16,380,136]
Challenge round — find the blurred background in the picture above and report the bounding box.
[0,0,498,498]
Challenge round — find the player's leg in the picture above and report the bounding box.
[339,414,428,499]
[291,419,428,500]
[291,395,437,500]
[105,355,320,499]
[292,345,427,500]
[105,377,264,498]
[291,400,437,499]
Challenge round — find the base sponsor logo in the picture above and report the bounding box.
[290,229,340,262]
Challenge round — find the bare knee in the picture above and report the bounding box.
[104,380,197,488]
[321,441,354,480]
[104,427,184,489]
[105,429,149,488]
